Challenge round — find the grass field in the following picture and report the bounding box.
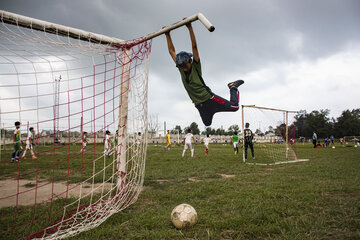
[68,142,359,240]
[1,142,360,239]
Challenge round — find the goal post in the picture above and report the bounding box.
[241,105,307,165]
[0,10,215,240]
[0,10,214,46]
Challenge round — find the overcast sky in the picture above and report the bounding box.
[2,0,360,132]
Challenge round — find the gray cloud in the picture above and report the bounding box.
[2,0,359,130]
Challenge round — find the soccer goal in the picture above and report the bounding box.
[241,105,308,165]
[0,10,214,239]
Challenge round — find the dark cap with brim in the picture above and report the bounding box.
[176,51,193,67]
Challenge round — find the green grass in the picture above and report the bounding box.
[0,144,115,184]
[1,143,360,239]
[70,143,360,240]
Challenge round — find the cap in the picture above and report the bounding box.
[176,51,193,67]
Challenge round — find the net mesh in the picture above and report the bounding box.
[242,106,298,165]
[0,18,151,239]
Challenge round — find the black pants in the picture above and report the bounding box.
[195,88,239,126]
[313,139,317,148]
[244,141,254,159]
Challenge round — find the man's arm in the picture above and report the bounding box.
[186,23,200,62]
[165,31,176,64]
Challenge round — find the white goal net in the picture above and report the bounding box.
[0,11,151,239]
[241,105,301,165]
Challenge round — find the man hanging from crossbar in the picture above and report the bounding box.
[165,22,244,126]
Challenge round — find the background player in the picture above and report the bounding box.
[166,130,171,151]
[312,131,318,148]
[202,134,212,155]
[80,132,88,153]
[136,132,142,153]
[232,131,239,155]
[165,22,244,126]
[182,129,196,158]
[11,121,22,162]
[104,130,111,157]
[22,127,37,159]
[244,123,255,161]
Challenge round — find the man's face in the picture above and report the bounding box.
[180,59,192,72]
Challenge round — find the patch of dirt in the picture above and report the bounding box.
[155,179,170,184]
[188,177,202,182]
[0,179,113,208]
[218,173,236,179]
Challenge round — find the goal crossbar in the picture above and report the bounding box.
[242,105,298,113]
[0,10,214,46]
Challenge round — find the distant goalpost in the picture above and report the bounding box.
[241,105,309,165]
[0,10,214,239]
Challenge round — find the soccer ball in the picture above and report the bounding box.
[171,203,197,229]
[332,146,335,149]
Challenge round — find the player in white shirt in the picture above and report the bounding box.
[22,127,37,159]
[80,132,88,153]
[135,132,142,152]
[103,130,111,157]
[182,129,196,158]
[202,134,212,154]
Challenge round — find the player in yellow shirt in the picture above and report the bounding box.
[11,121,22,162]
[166,130,171,151]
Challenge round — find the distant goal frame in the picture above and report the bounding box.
[241,105,309,166]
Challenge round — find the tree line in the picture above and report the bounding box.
[167,108,360,139]
[294,108,360,138]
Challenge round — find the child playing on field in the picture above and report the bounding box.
[232,131,239,155]
[80,132,88,153]
[182,129,196,158]
[203,134,212,155]
[165,22,244,126]
[135,132,142,153]
[11,121,22,162]
[22,127,37,159]
[166,130,171,151]
[103,130,111,157]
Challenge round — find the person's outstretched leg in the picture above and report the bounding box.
[195,80,244,126]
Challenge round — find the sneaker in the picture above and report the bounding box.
[22,157,27,159]
[32,156,37,159]
[227,80,244,89]
[253,156,255,160]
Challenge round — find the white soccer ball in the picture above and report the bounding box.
[332,146,335,149]
[171,203,197,229]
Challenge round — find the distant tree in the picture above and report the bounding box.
[228,124,240,135]
[186,122,200,135]
[265,126,275,135]
[293,109,332,138]
[294,110,307,137]
[334,109,360,137]
[171,125,182,134]
[202,127,216,136]
[215,128,226,136]
[255,129,264,136]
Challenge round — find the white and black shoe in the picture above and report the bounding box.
[227,80,244,89]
